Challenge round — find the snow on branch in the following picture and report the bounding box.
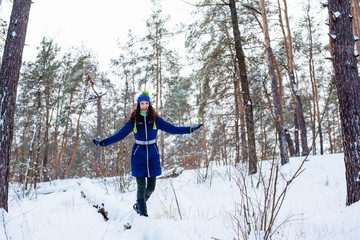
[64,92,106,110]
[331,11,341,21]
[354,51,359,58]
[328,33,336,40]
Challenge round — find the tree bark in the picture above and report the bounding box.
[0,0,32,211]
[259,0,289,165]
[350,0,360,62]
[229,0,257,174]
[328,0,360,205]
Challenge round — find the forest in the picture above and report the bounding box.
[1,0,360,234]
[4,0,336,181]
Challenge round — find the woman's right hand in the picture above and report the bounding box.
[93,139,104,147]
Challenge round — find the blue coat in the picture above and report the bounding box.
[101,116,191,177]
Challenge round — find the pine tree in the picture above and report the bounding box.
[229,0,258,173]
[0,0,31,211]
[17,38,61,186]
[259,0,289,165]
[328,0,360,205]
[278,0,309,157]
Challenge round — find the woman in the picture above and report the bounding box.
[93,91,202,217]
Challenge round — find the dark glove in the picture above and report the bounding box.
[93,139,104,147]
[190,124,203,133]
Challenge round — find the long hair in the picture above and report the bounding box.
[129,103,158,123]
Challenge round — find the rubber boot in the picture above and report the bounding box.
[137,199,148,217]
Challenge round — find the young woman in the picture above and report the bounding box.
[93,91,202,217]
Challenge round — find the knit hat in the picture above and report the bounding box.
[137,91,151,104]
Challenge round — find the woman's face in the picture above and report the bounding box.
[140,101,149,111]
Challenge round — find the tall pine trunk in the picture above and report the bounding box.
[229,0,257,174]
[88,74,103,176]
[0,0,32,211]
[235,65,248,164]
[42,84,51,182]
[350,0,360,62]
[259,0,289,165]
[328,0,360,205]
[306,1,324,155]
[233,65,240,165]
[294,113,300,156]
[280,0,309,156]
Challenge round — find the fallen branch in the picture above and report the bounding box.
[81,191,109,221]
[159,166,184,179]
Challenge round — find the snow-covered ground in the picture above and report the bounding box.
[1,153,359,240]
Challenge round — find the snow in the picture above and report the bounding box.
[1,153,360,240]
[11,31,16,38]
[332,11,341,19]
[329,33,336,40]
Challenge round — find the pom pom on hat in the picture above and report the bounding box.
[137,91,151,104]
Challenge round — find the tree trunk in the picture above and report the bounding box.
[229,0,257,174]
[309,60,317,155]
[0,0,31,211]
[328,0,360,205]
[42,84,51,182]
[23,107,41,192]
[306,0,324,156]
[201,114,209,169]
[281,0,309,156]
[34,86,43,189]
[294,113,300,156]
[233,68,240,164]
[96,97,102,175]
[350,0,360,62]
[155,21,160,112]
[306,1,324,155]
[285,129,295,157]
[261,111,267,160]
[236,67,248,164]
[259,0,289,165]
[53,86,63,179]
[160,60,165,168]
[88,74,103,176]
[57,93,73,179]
[65,107,83,176]
[326,111,334,154]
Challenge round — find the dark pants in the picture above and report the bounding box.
[136,177,156,201]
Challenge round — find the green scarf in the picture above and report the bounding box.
[140,110,148,117]
[133,110,157,133]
